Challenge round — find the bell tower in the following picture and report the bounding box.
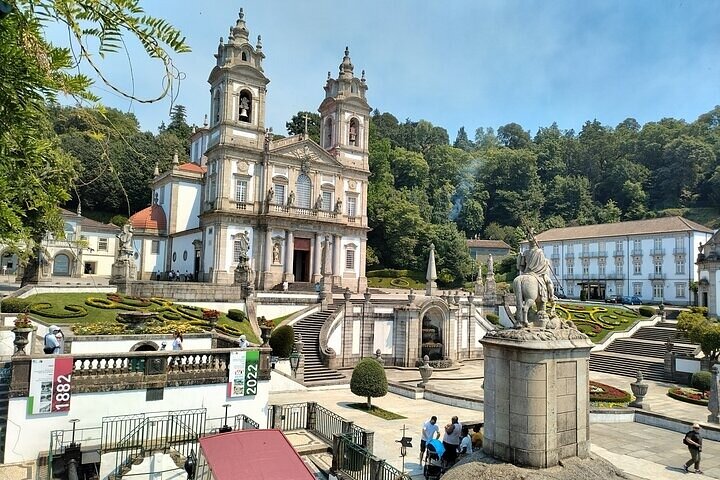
[207,9,269,150]
[318,47,370,171]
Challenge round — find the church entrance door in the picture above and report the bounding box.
[293,238,311,282]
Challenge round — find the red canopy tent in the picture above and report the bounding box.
[197,429,316,480]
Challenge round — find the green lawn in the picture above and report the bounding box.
[21,292,258,343]
[555,302,642,343]
[366,276,425,290]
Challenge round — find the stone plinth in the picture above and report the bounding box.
[110,258,137,284]
[481,328,593,468]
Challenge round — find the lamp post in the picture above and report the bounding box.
[289,351,301,377]
[220,403,232,433]
[69,418,80,447]
[396,424,412,474]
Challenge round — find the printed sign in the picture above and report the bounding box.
[28,357,73,415]
[227,350,259,398]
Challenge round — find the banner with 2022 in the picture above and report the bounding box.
[28,357,73,415]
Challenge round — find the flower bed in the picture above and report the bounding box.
[668,387,709,406]
[555,303,640,343]
[589,381,632,403]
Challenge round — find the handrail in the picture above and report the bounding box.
[319,305,344,369]
[279,304,321,328]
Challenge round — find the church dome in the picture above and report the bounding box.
[129,205,167,233]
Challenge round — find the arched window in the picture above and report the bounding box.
[349,118,359,147]
[296,174,312,209]
[324,117,333,148]
[53,254,70,276]
[241,51,248,61]
[239,90,252,123]
[213,90,221,125]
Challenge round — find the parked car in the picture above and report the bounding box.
[620,295,643,305]
[604,295,621,304]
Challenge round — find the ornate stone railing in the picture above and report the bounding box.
[9,347,271,396]
[319,305,344,370]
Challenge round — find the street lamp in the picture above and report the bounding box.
[396,424,412,474]
[289,351,301,377]
[220,403,232,433]
[69,418,80,447]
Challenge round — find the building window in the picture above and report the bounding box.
[676,282,686,298]
[553,244,559,255]
[675,237,683,249]
[349,118,359,146]
[615,281,623,295]
[296,174,312,208]
[98,238,108,252]
[615,241,623,255]
[238,90,252,122]
[582,263,589,275]
[345,249,355,270]
[582,242,589,254]
[567,263,574,275]
[274,183,286,205]
[552,259,559,271]
[633,260,641,275]
[322,191,333,211]
[172,252,177,262]
[654,261,662,275]
[346,195,357,218]
[324,117,333,148]
[633,282,642,296]
[213,90,221,125]
[615,256,623,268]
[235,179,248,203]
[654,238,662,250]
[183,251,188,261]
[151,241,160,254]
[653,283,664,299]
[208,178,217,201]
[599,262,605,276]
[676,259,685,274]
[598,242,606,255]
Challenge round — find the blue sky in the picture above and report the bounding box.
[49,0,720,140]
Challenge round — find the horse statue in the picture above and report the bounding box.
[513,238,555,328]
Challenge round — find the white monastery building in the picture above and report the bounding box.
[523,216,714,305]
[129,11,370,291]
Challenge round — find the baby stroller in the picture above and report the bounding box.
[423,439,445,480]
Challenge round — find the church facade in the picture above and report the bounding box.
[130,10,370,291]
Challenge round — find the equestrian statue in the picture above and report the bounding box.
[513,229,556,328]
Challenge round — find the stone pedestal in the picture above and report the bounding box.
[481,328,593,468]
[110,258,137,285]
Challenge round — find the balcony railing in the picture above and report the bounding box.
[673,247,686,255]
[650,248,665,256]
[648,273,666,280]
[565,253,575,259]
[613,250,624,257]
[234,201,254,211]
[631,249,643,256]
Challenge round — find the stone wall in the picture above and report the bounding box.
[122,281,245,301]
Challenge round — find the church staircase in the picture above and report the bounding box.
[292,306,346,386]
[589,315,700,382]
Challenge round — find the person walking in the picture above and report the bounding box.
[43,325,62,354]
[683,423,703,474]
[442,416,462,466]
[420,416,440,462]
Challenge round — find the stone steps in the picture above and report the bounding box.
[589,353,665,381]
[604,338,697,359]
[292,308,346,385]
[631,326,689,343]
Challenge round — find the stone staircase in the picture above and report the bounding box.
[589,319,699,382]
[292,307,346,386]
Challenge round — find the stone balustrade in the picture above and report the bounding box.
[9,347,271,396]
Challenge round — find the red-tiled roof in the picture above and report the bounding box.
[466,239,511,249]
[198,429,315,480]
[534,216,714,242]
[177,162,206,174]
[129,204,167,232]
[59,209,121,233]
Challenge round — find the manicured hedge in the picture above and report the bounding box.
[29,303,88,319]
[350,358,388,407]
[486,313,500,325]
[227,309,247,322]
[269,325,295,358]
[1,298,31,313]
[638,306,657,317]
[691,371,712,392]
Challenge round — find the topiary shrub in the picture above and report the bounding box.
[691,371,713,392]
[690,306,709,317]
[486,313,500,325]
[638,306,657,317]
[227,309,247,322]
[1,297,31,313]
[579,289,588,301]
[269,325,295,358]
[350,358,388,409]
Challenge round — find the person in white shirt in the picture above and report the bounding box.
[237,334,250,349]
[44,325,62,354]
[457,426,472,456]
[420,416,440,462]
[442,416,462,465]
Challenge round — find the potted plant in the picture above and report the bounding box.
[203,309,221,329]
[12,312,35,355]
[259,317,274,346]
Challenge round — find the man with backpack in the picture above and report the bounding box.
[44,325,62,354]
[683,423,703,474]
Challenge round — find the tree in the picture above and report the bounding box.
[497,123,531,149]
[677,312,720,362]
[0,1,188,285]
[453,127,474,151]
[391,148,429,190]
[350,358,388,409]
[286,111,320,144]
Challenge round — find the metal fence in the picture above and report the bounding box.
[336,434,410,480]
[267,402,309,431]
[312,403,349,444]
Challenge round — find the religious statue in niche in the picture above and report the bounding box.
[313,194,323,211]
[272,242,281,264]
[286,191,295,207]
[349,122,357,145]
[334,199,343,214]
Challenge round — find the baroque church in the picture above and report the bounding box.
[129,10,370,291]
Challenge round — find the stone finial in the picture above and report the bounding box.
[375,349,384,366]
[629,370,650,410]
[172,151,179,165]
[327,71,331,80]
[417,355,433,387]
[364,289,372,303]
[425,243,438,296]
[256,35,262,49]
[76,202,82,217]
[361,70,366,82]
[203,114,208,127]
[153,162,159,176]
[636,370,643,382]
[239,8,244,20]
[408,288,416,305]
